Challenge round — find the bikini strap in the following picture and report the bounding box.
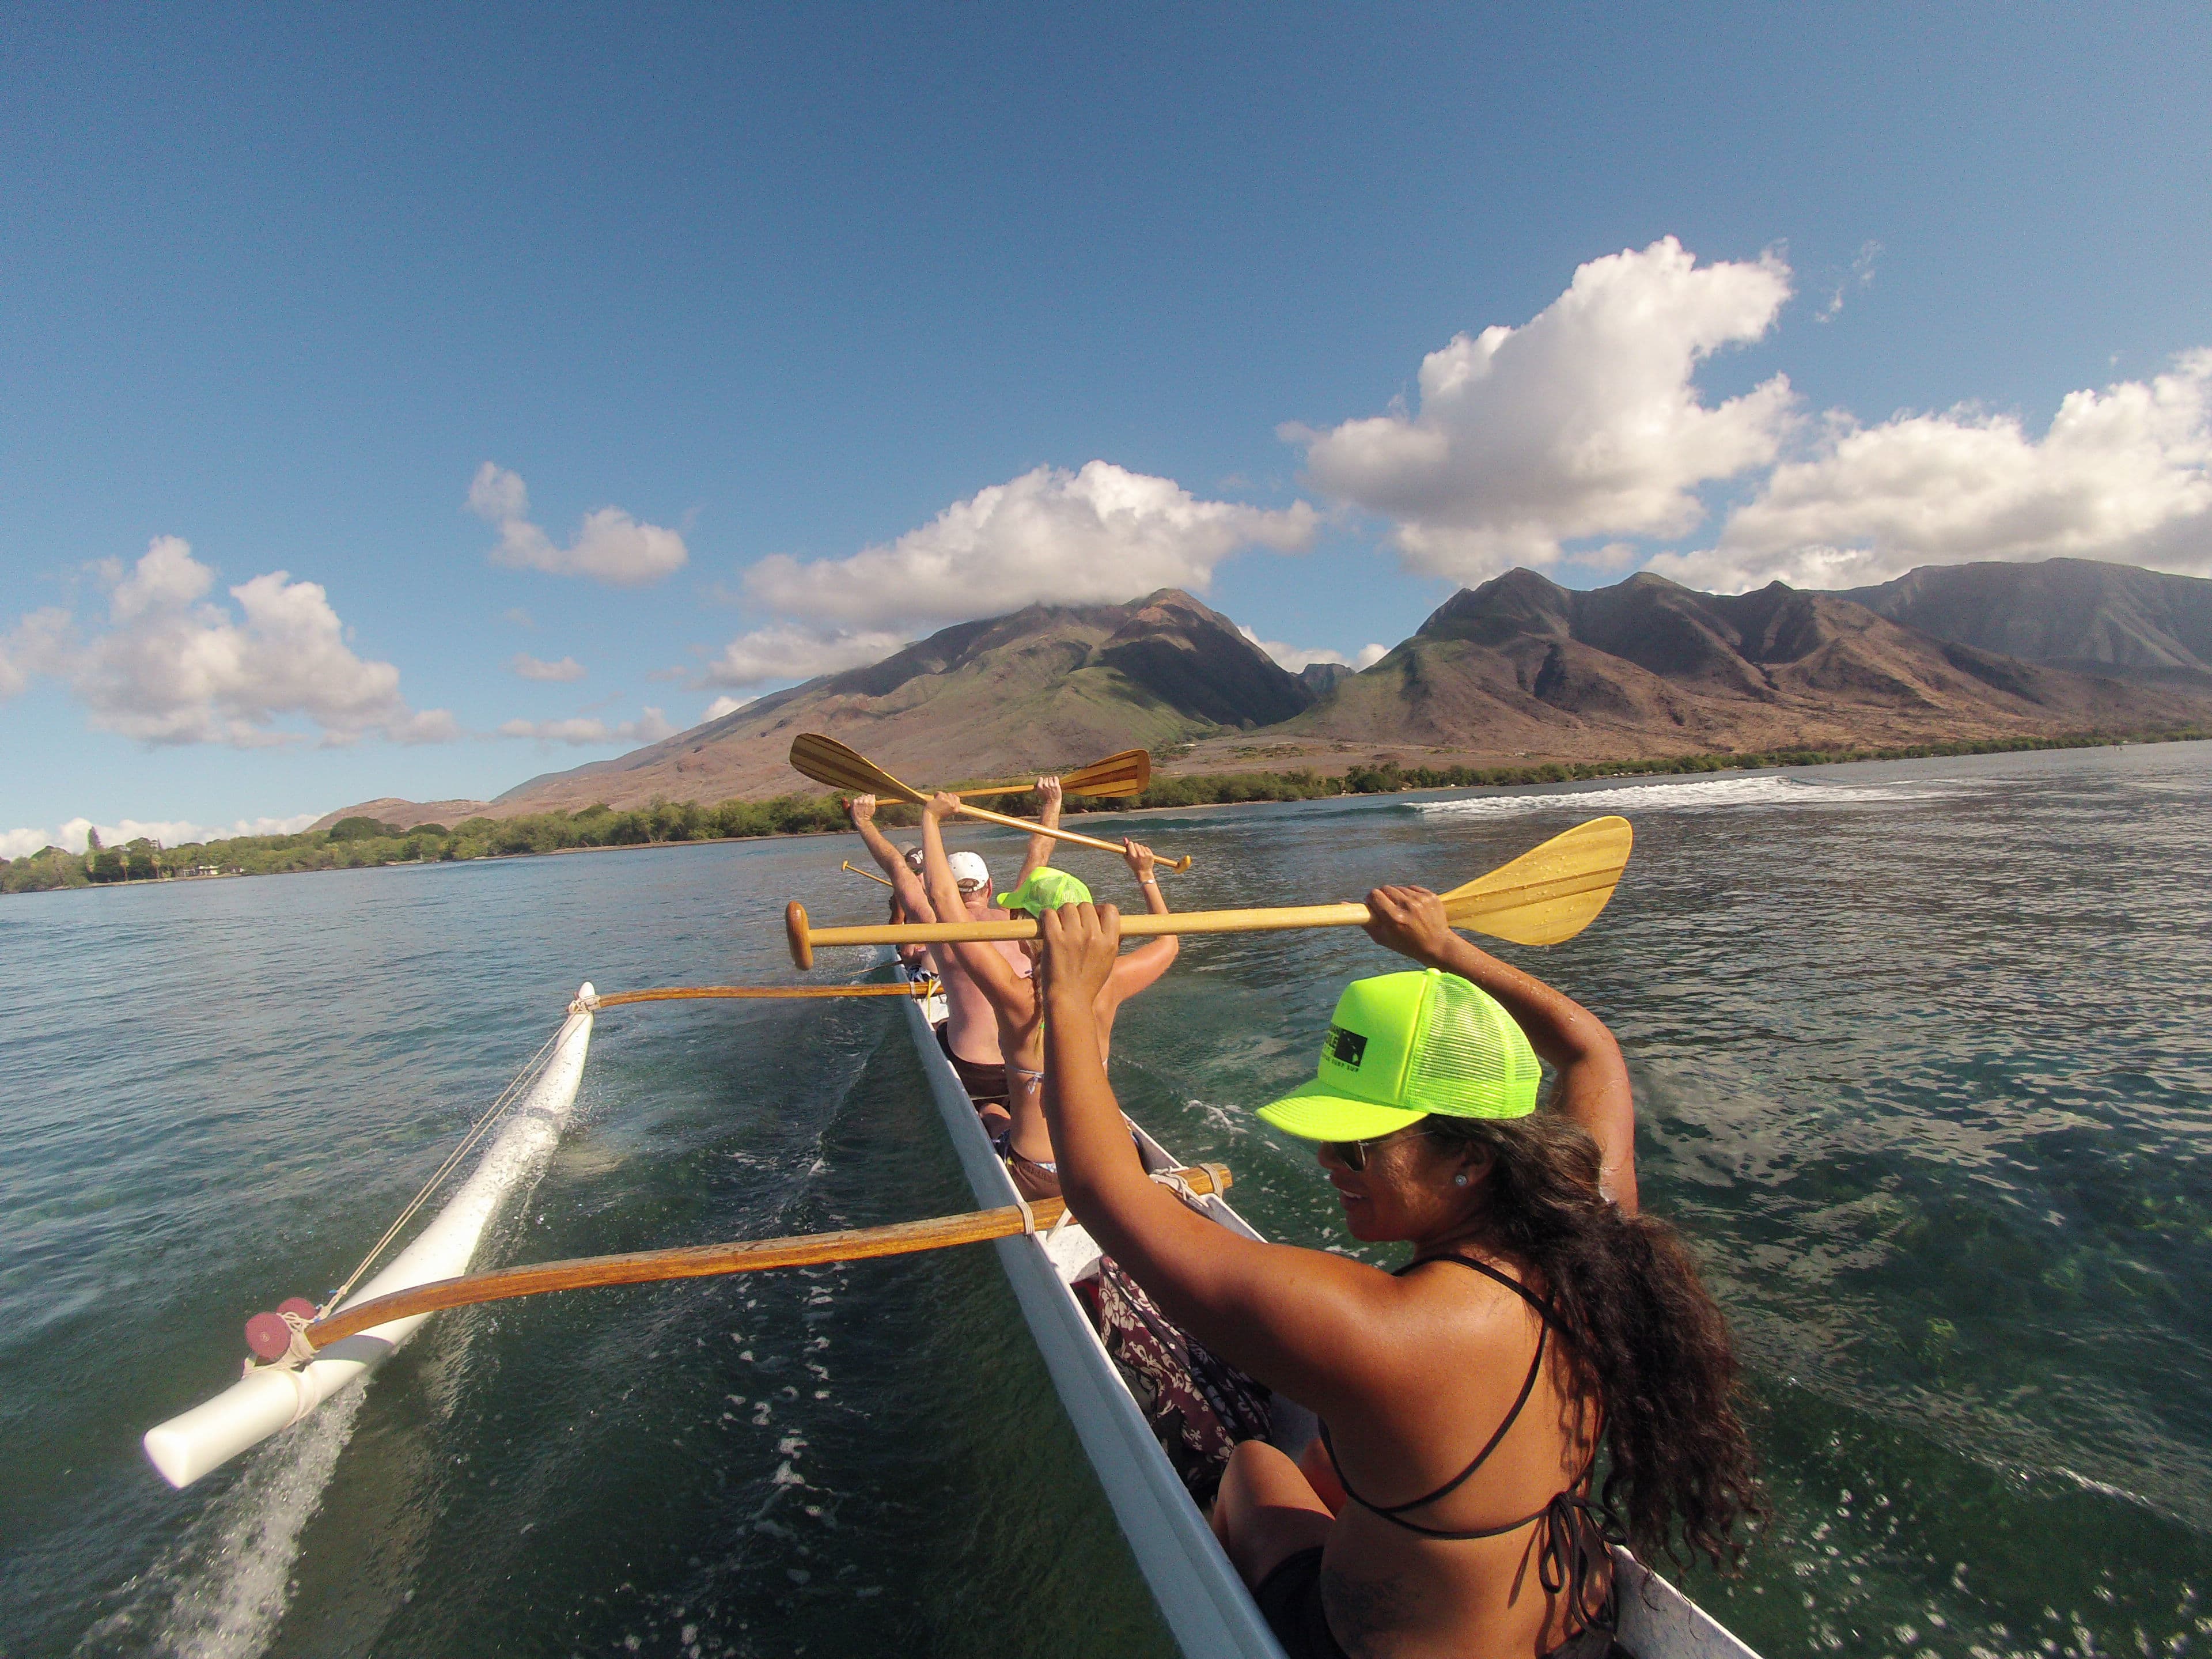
[1397,1252,1569,1332]
[1319,1256,1556,1522]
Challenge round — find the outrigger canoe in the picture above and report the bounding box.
[895,964,1759,1659]
[137,943,1759,1656]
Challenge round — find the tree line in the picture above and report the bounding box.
[8,726,2203,896]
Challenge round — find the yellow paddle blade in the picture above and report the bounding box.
[788,733,923,803]
[1439,816,1633,946]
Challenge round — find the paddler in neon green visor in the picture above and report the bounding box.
[1030,882,1762,1659]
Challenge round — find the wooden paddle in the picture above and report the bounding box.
[591,984,927,1006]
[842,859,894,887]
[790,733,1193,872]
[955,748,1152,800]
[297,1162,1232,1349]
[783,815,1633,969]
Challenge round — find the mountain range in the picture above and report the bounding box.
[317,558,2212,829]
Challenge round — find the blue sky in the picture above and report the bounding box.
[5,3,2209,850]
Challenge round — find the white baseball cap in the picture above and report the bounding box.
[947,851,991,889]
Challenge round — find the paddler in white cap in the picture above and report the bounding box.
[919,784,1178,1199]
[849,782,1061,1131]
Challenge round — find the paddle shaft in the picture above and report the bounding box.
[305,1162,1231,1348]
[900,748,1150,801]
[804,902,1368,950]
[790,732,1187,869]
[784,815,1634,967]
[592,984,925,1005]
[842,859,894,887]
[947,798,1193,871]
[835,788,1189,872]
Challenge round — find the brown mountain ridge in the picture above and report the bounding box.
[316,562,2212,828]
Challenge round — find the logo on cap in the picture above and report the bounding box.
[1324,1025,1368,1069]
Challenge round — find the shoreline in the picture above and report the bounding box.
[13,725,2208,896]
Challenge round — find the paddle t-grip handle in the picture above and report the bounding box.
[786,901,814,971]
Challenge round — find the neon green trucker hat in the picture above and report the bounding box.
[1257,970,1540,1141]
[995,867,1093,915]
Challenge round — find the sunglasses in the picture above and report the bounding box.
[1322,1125,1438,1171]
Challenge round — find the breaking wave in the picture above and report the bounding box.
[1408,772,1975,817]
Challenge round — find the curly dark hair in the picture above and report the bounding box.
[1422,1111,1766,1570]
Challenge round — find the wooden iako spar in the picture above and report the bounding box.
[301,1164,1233,1348]
[788,733,1195,872]
[590,983,926,1005]
[783,815,1634,969]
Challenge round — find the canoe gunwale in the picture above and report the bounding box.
[896,969,1294,1659]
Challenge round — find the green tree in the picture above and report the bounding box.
[328,816,403,842]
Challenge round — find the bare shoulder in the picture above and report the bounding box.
[1359,1256,1553,1391]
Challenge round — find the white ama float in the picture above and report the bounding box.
[142,984,598,1489]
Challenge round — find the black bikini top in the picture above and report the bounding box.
[1317,1256,1616,1613]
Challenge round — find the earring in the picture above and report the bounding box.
[1453,1173,1469,1187]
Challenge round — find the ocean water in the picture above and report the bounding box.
[3,741,2209,1658]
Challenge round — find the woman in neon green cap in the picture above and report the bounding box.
[1036,887,1760,1659]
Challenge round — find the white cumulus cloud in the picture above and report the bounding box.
[497,707,676,747]
[703,623,912,691]
[1,608,71,698]
[1650,349,2212,592]
[1289,237,1795,581]
[468,463,688,586]
[11,812,324,856]
[702,694,753,721]
[1238,627,1389,672]
[742,461,1317,630]
[4,537,457,747]
[509,652,586,682]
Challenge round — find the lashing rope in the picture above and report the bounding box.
[317,1015,570,1317]
[317,980,928,1320]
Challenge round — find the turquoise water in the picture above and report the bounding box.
[3,742,2209,1658]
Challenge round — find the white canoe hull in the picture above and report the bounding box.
[903,988,1295,1659]
[143,986,599,1489]
[901,982,1757,1659]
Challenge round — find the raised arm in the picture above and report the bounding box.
[849,795,935,923]
[1039,903,1412,1416]
[1014,775,1061,889]
[921,793,1028,1003]
[1362,885,1638,1211]
[1105,838,1178,1002]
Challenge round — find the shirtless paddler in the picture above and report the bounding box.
[848,789,1054,1133]
[919,786,1177,1199]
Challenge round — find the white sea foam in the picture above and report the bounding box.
[1409,772,1971,818]
[79,1387,366,1659]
